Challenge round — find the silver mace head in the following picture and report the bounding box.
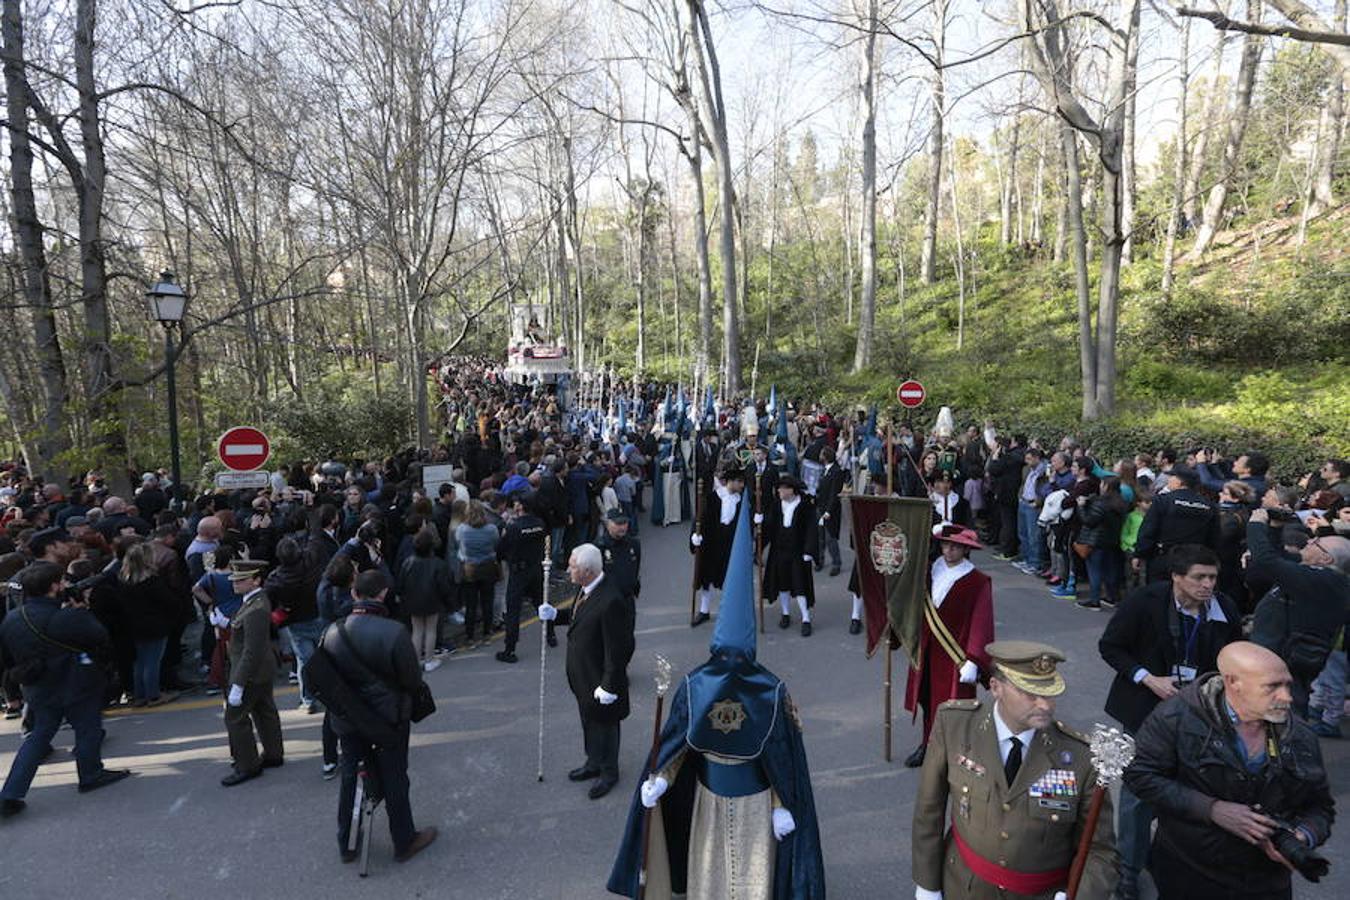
[1089,724,1137,787]
[654,654,673,698]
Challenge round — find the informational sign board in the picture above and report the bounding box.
[214,471,270,490]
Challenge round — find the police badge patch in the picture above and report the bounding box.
[869,521,909,576]
[708,699,747,734]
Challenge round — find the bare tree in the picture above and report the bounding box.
[852,0,880,371]
[920,0,947,284]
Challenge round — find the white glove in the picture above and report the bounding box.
[227,684,244,707]
[1053,893,1067,900]
[802,554,813,563]
[209,608,230,628]
[818,516,826,526]
[753,513,764,525]
[594,686,618,705]
[537,603,558,621]
[690,533,703,547]
[959,660,979,684]
[772,807,796,840]
[915,888,944,900]
[640,776,669,808]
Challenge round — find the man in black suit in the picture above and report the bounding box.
[537,543,635,799]
[1097,544,1242,900]
[813,446,847,576]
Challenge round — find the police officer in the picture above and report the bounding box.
[1133,465,1220,582]
[912,640,1118,900]
[496,492,547,664]
[595,507,641,603]
[0,562,132,817]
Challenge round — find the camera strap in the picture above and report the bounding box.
[20,603,83,655]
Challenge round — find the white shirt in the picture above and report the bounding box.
[993,703,1037,770]
[714,480,742,525]
[581,572,605,597]
[780,495,801,528]
[930,557,974,608]
[929,490,957,524]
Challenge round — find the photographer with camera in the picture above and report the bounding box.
[1097,544,1243,900]
[0,561,132,817]
[1125,642,1333,899]
[1246,506,1350,717]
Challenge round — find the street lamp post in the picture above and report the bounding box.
[147,272,187,509]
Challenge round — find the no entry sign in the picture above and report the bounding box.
[218,426,271,472]
[896,379,926,408]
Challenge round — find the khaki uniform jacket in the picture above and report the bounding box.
[912,699,1118,900]
[227,589,276,687]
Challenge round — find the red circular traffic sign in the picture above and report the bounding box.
[896,379,926,408]
[218,426,271,472]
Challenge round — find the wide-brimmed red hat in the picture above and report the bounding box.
[932,523,983,550]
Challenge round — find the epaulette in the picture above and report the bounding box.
[1053,720,1090,744]
[939,698,981,711]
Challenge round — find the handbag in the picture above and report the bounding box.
[410,681,437,723]
[1072,541,1093,560]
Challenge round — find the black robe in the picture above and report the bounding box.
[761,495,819,606]
[691,483,742,590]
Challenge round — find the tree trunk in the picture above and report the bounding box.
[920,0,947,284]
[2,0,69,477]
[1309,0,1346,215]
[1162,17,1191,296]
[852,0,879,373]
[1192,0,1264,255]
[1062,125,1097,419]
[1120,0,1141,264]
[688,0,741,395]
[1183,27,1227,227]
[74,0,115,432]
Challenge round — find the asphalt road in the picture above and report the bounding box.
[2,514,1347,899]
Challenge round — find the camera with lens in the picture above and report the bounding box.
[1268,817,1330,882]
[62,572,106,605]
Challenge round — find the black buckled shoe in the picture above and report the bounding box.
[800,621,813,637]
[903,744,927,769]
[691,612,710,627]
[568,766,600,782]
[588,778,618,800]
[848,618,862,635]
[778,614,791,629]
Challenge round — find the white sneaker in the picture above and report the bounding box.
[423,659,442,672]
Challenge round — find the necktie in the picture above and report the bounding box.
[1004,736,1023,785]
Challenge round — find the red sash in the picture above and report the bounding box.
[951,822,1068,896]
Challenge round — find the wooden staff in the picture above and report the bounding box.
[754,469,765,634]
[637,656,673,900]
[537,536,552,782]
[1066,785,1106,898]
[690,477,704,626]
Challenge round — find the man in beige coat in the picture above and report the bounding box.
[220,560,284,786]
[912,640,1117,900]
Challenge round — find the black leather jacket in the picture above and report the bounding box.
[1124,674,1334,894]
[319,611,423,735]
[0,595,109,701]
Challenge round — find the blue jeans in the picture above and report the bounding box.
[133,637,167,701]
[1,689,105,799]
[1116,781,1154,877]
[620,500,639,535]
[1086,547,1122,603]
[288,618,327,706]
[1017,502,1044,569]
[1311,648,1347,725]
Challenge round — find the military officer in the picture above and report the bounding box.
[595,507,641,603]
[221,559,284,786]
[912,640,1117,900]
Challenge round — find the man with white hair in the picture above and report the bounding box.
[538,543,635,799]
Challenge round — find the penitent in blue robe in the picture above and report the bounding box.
[606,659,826,899]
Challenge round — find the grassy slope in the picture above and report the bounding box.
[779,208,1350,474]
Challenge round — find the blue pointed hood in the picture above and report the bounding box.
[710,493,756,660]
